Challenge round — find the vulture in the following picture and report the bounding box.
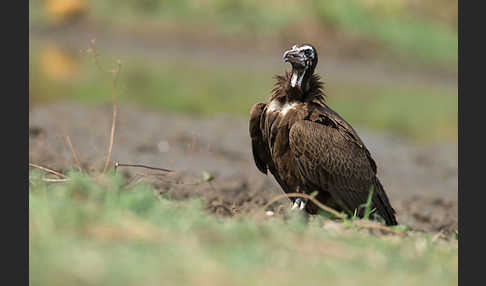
[249,44,397,225]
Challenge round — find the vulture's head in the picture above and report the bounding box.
[283,44,318,91]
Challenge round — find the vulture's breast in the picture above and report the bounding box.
[264,99,305,188]
[266,100,300,116]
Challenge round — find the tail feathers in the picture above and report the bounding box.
[372,178,398,226]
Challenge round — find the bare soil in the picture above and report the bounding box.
[29,102,458,234]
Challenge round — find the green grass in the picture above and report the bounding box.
[29,171,458,286]
[29,46,457,143]
[313,0,457,70]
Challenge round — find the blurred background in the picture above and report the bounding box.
[29,0,457,143]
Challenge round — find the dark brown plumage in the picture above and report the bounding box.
[249,44,397,225]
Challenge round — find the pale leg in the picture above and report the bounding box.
[291,198,308,211]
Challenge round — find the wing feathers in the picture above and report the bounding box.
[290,119,397,225]
[249,103,269,174]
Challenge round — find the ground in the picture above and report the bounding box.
[29,101,458,234]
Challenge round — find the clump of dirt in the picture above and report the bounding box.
[29,102,458,234]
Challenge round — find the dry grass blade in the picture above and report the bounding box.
[42,178,71,183]
[87,39,110,74]
[63,135,83,172]
[29,163,67,179]
[102,101,118,173]
[352,220,405,236]
[261,192,346,219]
[114,162,174,173]
[431,230,445,242]
[86,39,123,174]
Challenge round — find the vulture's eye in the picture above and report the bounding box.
[304,49,312,57]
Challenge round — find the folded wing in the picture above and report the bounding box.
[289,119,397,225]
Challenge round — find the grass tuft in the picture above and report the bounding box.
[30,171,457,286]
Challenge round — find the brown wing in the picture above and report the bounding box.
[289,119,397,225]
[249,103,270,174]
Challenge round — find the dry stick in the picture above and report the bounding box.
[63,135,83,172]
[114,162,174,173]
[29,163,67,179]
[102,61,122,173]
[87,39,122,174]
[87,40,123,174]
[353,220,404,236]
[135,172,171,177]
[261,192,346,219]
[42,178,70,183]
[103,101,118,173]
[87,39,110,74]
[262,192,403,235]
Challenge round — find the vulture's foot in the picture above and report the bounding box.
[291,198,307,211]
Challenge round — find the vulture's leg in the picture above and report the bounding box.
[291,198,302,210]
[291,198,308,210]
[299,198,307,210]
[291,187,308,211]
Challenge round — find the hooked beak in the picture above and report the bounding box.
[283,48,305,68]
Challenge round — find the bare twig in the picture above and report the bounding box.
[87,39,110,74]
[42,178,70,183]
[260,192,403,235]
[63,135,83,172]
[261,192,346,219]
[353,220,405,236]
[114,161,174,173]
[87,43,122,173]
[102,101,118,173]
[86,39,123,174]
[29,163,67,179]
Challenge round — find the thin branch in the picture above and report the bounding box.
[352,220,405,236]
[86,38,123,174]
[105,60,122,173]
[261,192,346,219]
[102,101,118,173]
[29,163,67,179]
[134,172,170,177]
[87,39,110,74]
[112,59,122,90]
[42,178,70,183]
[114,161,174,173]
[63,135,83,172]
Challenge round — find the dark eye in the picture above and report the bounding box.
[304,49,312,57]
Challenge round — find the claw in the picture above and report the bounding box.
[291,198,307,211]
[299,199,306,210]
[291,198,302,210]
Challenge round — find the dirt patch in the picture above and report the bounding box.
[29,102,458,234]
